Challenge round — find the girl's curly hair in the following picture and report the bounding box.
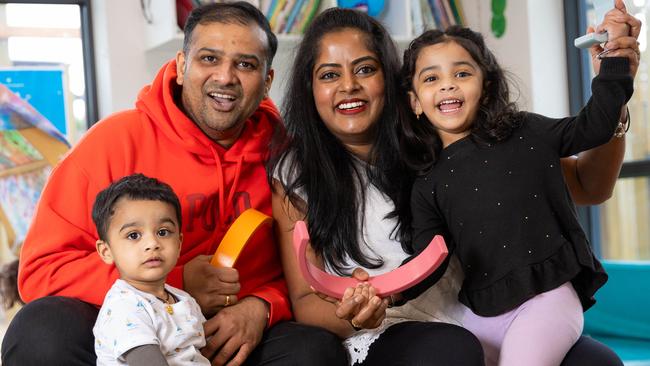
[401,26,523,172]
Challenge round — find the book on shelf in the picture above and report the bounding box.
[266,0,320,34]
[282,0,306,33]
[441,0,456,26]
[411,0,425,35]
[449,0,465,25]
[268,0,288,31]
[414,0,464,35]
[178,0,319,34]
[419,0,437,32]
[294,0,320,34]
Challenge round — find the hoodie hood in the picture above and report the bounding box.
[135,60,281,164]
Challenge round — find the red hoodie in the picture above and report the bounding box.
[18,60,291,326]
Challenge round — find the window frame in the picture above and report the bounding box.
[2,0,99,126]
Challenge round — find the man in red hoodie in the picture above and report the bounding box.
[1,3,347,366]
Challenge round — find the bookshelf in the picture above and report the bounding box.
[142,0,473,105]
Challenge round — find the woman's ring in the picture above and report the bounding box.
[350,319,361,330]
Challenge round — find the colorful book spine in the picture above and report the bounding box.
[265,0,280,20]
[441,0,456,26]
[297,0,321,34]
[420,0,437,31]
[269,0,288,31]
[433,0,450,29]
[411,0,424,35]
[427,0,443,30]
[284,0,305,33]
[449,0,465,25]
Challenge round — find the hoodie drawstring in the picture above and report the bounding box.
[227,155,244,207]
[210,145,227,230]
[208,146,246,255]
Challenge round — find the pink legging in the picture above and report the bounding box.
[460,282,584,366]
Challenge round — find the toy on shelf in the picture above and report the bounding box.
[292,220,448,299]
[337,0,385,17]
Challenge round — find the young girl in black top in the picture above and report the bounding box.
[401,26,635,365]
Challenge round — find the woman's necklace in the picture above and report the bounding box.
[156,289,175,315]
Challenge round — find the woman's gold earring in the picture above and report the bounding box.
[416,113,421,120]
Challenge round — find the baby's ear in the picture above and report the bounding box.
[96,240,114,265]
[408,91,422,116]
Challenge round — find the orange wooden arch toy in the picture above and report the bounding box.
[210,208,272,267]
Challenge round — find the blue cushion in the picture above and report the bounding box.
[583,260,650,364]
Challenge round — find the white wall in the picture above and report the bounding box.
[463,0,570,117]
[90,1,571,119]
[526,0,570,117]
[92,0,152,118]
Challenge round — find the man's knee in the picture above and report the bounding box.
[1,296,98,366]
[420,323,483,365]
[404,322,484,365]
[287,323,347,365]
[250,322,347,366]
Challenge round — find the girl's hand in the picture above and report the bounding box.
[310,267,370,304]
[590,0,642,76]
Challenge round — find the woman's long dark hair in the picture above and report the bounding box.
[401,26,523,173]
[267,8,413,274]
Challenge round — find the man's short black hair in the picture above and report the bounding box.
[182,1,278,69]
[92,174,182,242]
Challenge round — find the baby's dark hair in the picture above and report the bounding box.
[92,174,182,242]
[401,26,522,171]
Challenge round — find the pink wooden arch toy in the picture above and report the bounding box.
[292,220,448,299]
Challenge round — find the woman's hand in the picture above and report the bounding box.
[335,283,389,330]
[312,268,388,330]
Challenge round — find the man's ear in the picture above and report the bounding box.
[96,240,114,265]
[408,91,422,116]
[175,51,186,86]
[264,69,274,98]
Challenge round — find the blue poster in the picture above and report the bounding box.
[0,68,67,135]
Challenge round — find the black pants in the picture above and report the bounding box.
[1,296,347,366]
[561,336,624,366]
[1,297,623,366]
[358,321,623,366]
[358,321,484,365]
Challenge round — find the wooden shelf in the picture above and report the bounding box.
[0,160,49,179]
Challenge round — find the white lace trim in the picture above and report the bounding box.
[344,317,410,365]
